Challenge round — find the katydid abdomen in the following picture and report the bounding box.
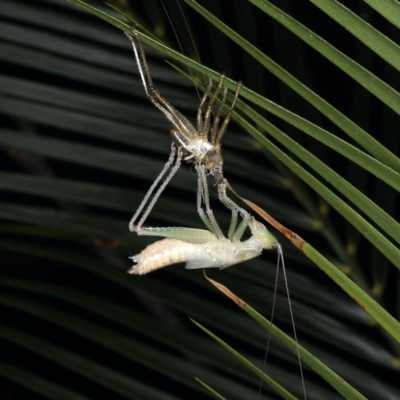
[129,234,266,275]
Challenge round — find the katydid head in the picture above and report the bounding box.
[205,147,224,182]
[248,217,280,251]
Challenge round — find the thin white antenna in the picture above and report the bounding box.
[175,0,207,87]
[159,0,203,100]
[279,244,307,399]
[258,249,280,396]
[259,245,307,399]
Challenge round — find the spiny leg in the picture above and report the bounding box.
[125,28,197,234]
[195,164,214,234]
[210,80,246,241]
[130,146,183,235]
[218,180,250,242]
[201,74,226,139]
[124,29,154,96]
[129,143,176,232]
[195,164,224,239]
[210,86,228,145]
[196,163,246,243]
[227,208,239,241]
[214,81,243,146]
[125,29,171,117]
[135,147,183,232]
[125,28,194,135]
[196,79,213,135]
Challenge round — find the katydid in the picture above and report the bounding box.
[128,215,280,274]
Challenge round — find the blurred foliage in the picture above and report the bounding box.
[0,0,400,399]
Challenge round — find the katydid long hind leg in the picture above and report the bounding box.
[139,225,215,244]
[125,28,200,145]
[124,29,172,119]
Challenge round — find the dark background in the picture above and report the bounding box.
[0,0,399,399]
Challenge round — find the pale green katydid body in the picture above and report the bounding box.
[129,217,279,275]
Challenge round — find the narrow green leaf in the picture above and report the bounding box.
[235,101,400,248]
[234,114,400,275]
[243,305,367,400]
[194,378,227,400]
[66,0,130,34]
[191,320,298,400]
[310,0,400,72]
[303,243,400,345]
[363,0,400,29]
[187,271,395,366]
[236,87,400,192]
[245,0,400,117]
[183,0,400,173]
